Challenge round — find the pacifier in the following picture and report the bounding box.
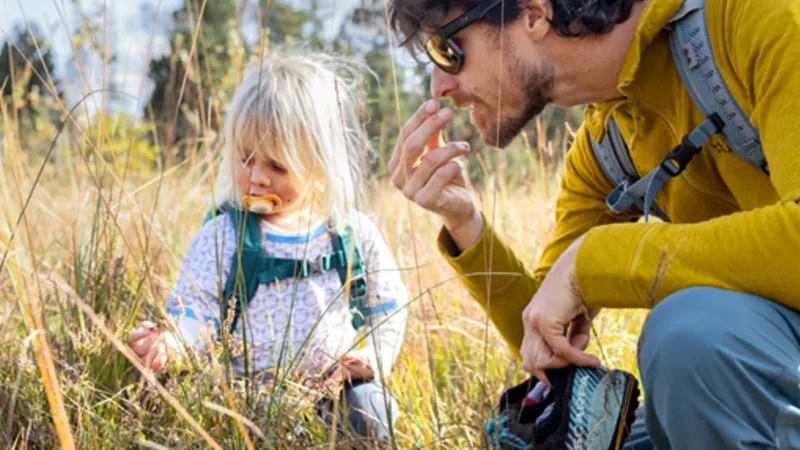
[242,194,283,214]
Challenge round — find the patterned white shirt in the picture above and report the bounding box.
[163,211,408,378]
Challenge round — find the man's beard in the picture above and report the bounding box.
[483,63,554,148]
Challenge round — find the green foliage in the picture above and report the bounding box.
[144,0,242,158]
[73,114,161,174]
[0,22,61,138]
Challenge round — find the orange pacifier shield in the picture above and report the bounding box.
[242,194,283,214]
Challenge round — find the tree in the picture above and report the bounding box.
[144,0,242,159]
[0,22,61,129]
[144,0,316,162]
[330,1,430,175]
[257,0,311,45]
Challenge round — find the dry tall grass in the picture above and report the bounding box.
[0,3,647,446]
[0,122,646,448]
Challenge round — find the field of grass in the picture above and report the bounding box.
[0,120,648,448]
[0,3,649,444]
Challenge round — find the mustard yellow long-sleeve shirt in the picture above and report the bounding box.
[438,0,800,353]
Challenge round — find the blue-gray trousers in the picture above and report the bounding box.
[623,287,800,449]
[318,380,398,439]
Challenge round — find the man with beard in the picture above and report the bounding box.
[386,0,800,449]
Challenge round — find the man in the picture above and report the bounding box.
[386,0,800,448]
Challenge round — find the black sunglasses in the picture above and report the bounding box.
[424,0,504,75]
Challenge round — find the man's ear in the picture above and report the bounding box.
[522,0,552,42]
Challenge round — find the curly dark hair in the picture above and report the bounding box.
[388,0,644,57]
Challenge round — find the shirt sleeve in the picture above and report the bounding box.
[350,212,409,375]
[163,214,236,355]
[436,122,627,353]
[575,0,800,311]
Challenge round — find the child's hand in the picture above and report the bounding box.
[128,321,169,372]
[339,350,375,381]
[322,350,376,388]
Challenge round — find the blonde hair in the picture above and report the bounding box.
[214,49,369,228]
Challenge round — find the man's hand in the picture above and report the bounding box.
[388,99,483,251]
[520,236,601,385]
[129,321,169,372]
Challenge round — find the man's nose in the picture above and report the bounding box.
[430,66,458,99]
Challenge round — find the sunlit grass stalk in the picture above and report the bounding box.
[49,273,224,450]
[0,230,76,450]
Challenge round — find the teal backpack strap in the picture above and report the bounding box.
[666,0,769,174]
[204,201,231,224]
[217,208,356,334]
[214,209,377,333]
[332,225,369,329]
[221,207,264,335]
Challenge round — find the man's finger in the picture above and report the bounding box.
[532,368,549,387]
[536,345,571,371]
[416,129,445,167]
[425,128,444,152]
[530,340,551,386]
[403,142,469,200]
[531,337,572,386]
[522,332,551,384]
[567,315,592,351]
[388,99,440,172]
[569,333,590,351]
[396,108,453,184]
[412,161,463,210]
[546,333,601,368]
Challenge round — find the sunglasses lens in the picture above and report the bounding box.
[425,35,461,73]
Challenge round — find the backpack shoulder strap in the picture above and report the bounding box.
[204,201,230,224]
[331,225,370,329]
[589,118,672,222]
[221,207,264,335]
[589,117,639,190]
[589,0,768,222]
[218,210,380,333]
[666,0,769,174]
[221,213,374,333]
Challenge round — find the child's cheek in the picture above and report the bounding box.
[233,168,250,197]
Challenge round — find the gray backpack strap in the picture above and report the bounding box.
[609,116,721,222]
[590,118,637,187]
[667,0,769,174]
[591,0,767,222]
[590,118,671,222]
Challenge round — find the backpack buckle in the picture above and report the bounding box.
[660,135,701,177]
[306,256,325,275]
[304,254,332,276]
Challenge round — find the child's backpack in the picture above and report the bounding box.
[591,0,770,223]
[204,204,374,335]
